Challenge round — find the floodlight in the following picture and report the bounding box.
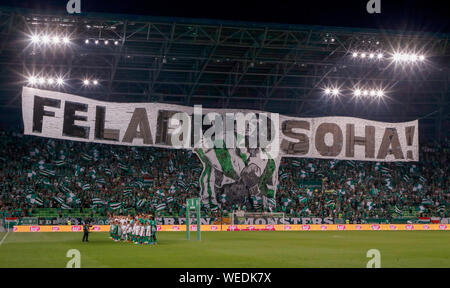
[47,78,54,85]
[85,39,89,44]
[324,88,331,95]
[42,35,50,44]
[332,89,339,96]
[352,52,358,58]
[56,77,64,85]
[83,79,90,85]
[31,35,40,44]
[354,89,361,97]
[377,53,383,59]
[361,53,366,58]
[93,80,98,85]
[28,76,37,85]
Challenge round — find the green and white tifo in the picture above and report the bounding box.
[0,231,449,268]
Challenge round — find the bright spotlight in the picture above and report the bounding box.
[354,89,361,97]
[376,90,384,97]
[363,90,368,96]
[393,53,401,61]
[28,76,37,85]
[400,54,409,62]
[419,55,425,61]
[42,35,50,44]
[38,77,45,84]
[31,35,40,44]
[83,79,90,85]
[47,78,54,85]
[370,90,376,97]
[361,53,366,58]
[352,52,358,58]
[52,36,60,44]
[63,37,70,44]
[56,77,64,85]
[104,40,109,45]
[114,41,119,45]
[85,39,89,44]
[94,40,99,45]
[377,53,383,59]
[410,54,418,62]
[369,53,374,59]
[324,88,331,95]
[332,89,339,96]
[93,80,99,85]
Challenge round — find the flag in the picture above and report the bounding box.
[282,197,292,207]
[155,203,166,211]
[26,194,43,206]
[110,202,122,210]
[92,198,105,205]
[82,183,91,191]
[346,180,355,190]
[80,152,93,161]
[298,195,308,204]
[136,199,146,208]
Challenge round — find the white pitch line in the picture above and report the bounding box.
[0,231,10,247]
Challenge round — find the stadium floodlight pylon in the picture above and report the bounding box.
[186,198,201,241]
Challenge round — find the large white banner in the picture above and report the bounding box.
[22,87,419,208]
[22,87,419,162]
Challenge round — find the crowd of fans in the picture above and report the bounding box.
[0,130,448,222]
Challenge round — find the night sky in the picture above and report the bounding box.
[0,0,449,33]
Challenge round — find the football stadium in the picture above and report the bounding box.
[0,2,449,270]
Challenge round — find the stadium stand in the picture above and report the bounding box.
[0,130,448,223]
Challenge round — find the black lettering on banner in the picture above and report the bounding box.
[280,120,310,155]
[315,123,343,157]
[155,110,179,146]
[32,96,61,133]
[377,128,404,159]
[405,126,415,159]
[95,106,120,141]
[345,124,375,158]
[62,101,90,139]
[122,108,153,144]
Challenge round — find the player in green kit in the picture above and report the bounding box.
[150,215,157,245]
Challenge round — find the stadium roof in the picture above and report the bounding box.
[0,6,448,141]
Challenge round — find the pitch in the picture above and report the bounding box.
[0,231,449,268]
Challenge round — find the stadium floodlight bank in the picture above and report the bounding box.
[231,211,286,230]
[186,198,201,241]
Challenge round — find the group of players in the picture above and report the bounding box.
[109,214,158,245]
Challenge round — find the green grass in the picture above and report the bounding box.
[0,231,449,268]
